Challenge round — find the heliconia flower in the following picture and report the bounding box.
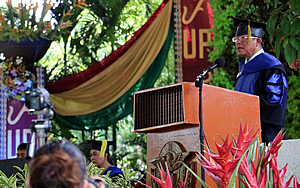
[146,163,173,188]
[231,122,258,158]
[230,123,259,187]
[293,176,300,188]
[261,130,284,168]
[179,170,189,188]
[197,141,241,188]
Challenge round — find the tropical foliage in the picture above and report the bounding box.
[267,0,300,66]
[0,0,87,41]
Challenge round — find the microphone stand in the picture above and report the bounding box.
[195,73,206,186]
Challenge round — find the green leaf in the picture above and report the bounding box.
[290,0,297,10]
[282,37,289,48]
[228,136,259,187]
[289,37,300,50]
[274,30,283,58]
[293,0,300,12]
[280,16,291,34]
[181,162,210,188]
[290,18,300,35]
[284,43,297,65]
[267,14,278,39]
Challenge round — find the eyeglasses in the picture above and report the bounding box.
[232,36,257,43]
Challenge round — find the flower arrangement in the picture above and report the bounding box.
[0,0,87,41]
[0,56,35,100]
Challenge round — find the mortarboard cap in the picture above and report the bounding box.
[88,140,109,154]
[234,17,266,38]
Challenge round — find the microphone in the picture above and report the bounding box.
[199,57,226,78]
[195,57,226,87]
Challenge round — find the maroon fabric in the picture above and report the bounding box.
[180,0,214,82]
[46,0,169,94]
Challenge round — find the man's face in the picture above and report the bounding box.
[90,149,106,168]
[17,149,26,158]
[235,35,260,60]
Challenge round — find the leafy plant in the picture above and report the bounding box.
[14,164,29,188]
[86,162,136,188]
[0,170,18,188]
[0,0,87,41]
[267,0,300,67]
[0,164,29,188]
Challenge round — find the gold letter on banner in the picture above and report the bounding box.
[182,0,205,25]
[183,29,196,59]
[199,29,211,59]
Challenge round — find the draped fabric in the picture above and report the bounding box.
[46,0,173,130]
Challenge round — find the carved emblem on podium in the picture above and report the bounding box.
[149,141,195,188]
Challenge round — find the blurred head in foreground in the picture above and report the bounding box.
[28,140,106,188]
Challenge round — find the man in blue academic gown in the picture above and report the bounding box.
[233,17,288,143]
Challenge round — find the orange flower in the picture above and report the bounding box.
[43,22,52,30]
[6,0,12,8]
[12,29,21,33]
[0,14,4,23]
[63,9,72,17]
[74,0,88,9]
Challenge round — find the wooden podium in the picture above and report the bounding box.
[134,82,261,187]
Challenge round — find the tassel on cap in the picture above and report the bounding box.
[100,140,107,157]
[248,19,252,43]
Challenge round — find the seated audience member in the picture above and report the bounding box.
[27,139,107,188]
[17,143,29,158]
[89,140,124,178]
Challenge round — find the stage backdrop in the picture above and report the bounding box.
[174,0,214,83]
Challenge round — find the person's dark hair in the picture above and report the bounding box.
[17,143,29,151]
[29,140,86,188]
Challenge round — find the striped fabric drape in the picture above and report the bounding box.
[46,0,173,130]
